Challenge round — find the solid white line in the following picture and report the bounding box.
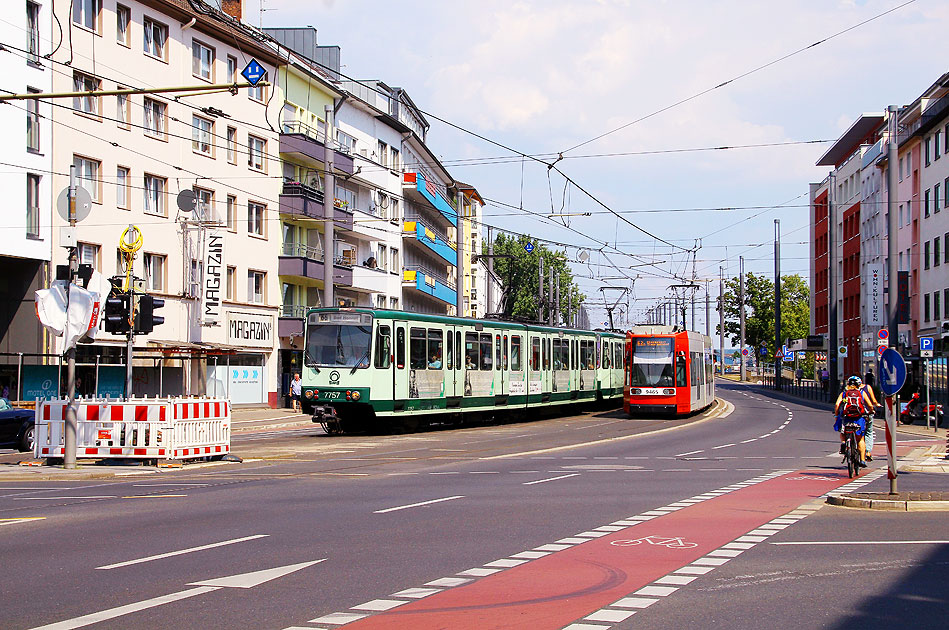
[374,495,464,514]
[523,473,581,486]
[27,586,220,630]
[96,534,270,570]
[16,496,116,500]
[771,540,949,546]
[676,450,703,457]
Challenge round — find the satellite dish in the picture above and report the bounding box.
[577,249,590,263]
[56,186,93,224]
[177,190,197,213]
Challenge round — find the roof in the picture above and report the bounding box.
[455,181,485,205]
[816,114,884,166]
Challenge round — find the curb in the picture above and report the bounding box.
[826,494,949,511]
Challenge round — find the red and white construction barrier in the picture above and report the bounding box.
[34,397,230,461]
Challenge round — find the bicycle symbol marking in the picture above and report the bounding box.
[610,536,698,549]
[786,476,836,481]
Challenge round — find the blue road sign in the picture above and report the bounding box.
[741,348,749,357]
[878,347,906,397]
[524,242,534,254]
[920,336,934,352]
[760,346,768,356]
[878,328,888,340]
[241,59,266,86]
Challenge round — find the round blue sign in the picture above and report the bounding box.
[878,347,906,397]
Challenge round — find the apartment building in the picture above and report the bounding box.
[0,0,53,397]
[49,0,283,404]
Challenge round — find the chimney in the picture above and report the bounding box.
[221,0,242,20]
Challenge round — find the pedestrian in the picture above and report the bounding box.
[864,368,875,388]
[290,373,302,412]
[795,367,803,386]
[820,368,829,393]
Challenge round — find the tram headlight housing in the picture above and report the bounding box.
[632,388,642,395]
[304,389,314,399]
[351,390,361,401]
[663,388,675,395]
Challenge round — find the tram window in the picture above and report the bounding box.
[456,331,462,371]
[615,343,623,369]
[675,353,687,387]
[445,330,453,370]
[511,335,521,371]
[410,328,427,370]
[602,342,611,369]
[465,332,478,369]
[581,341,595,370]
[552,339,561,370]
[495,334,501,370]
[428,329,443,369]
[503,335,509,370]
[374,325,391,368]
[480,333,493,370]
[541,338,547,371]
[559,340,568,371]
[396,327,405,368]
[531,337,540,371]
[572,340,577,370]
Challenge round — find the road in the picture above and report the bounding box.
[0,381,945,630]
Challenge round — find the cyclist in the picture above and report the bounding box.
[833,375,871,467]
[859,376,880,461]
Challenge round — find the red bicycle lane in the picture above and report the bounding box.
[331,469,863,630]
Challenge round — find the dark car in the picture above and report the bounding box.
[0,400,34,452]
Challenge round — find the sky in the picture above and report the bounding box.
[246,0,948,330]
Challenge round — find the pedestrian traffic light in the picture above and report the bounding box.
[134,294,165,334]
[104,290,131,334]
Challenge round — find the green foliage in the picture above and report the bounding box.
[717,273,810,365]
[490,233,584,322]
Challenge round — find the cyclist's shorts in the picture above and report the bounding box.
[834,415,866,436]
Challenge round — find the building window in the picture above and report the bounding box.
[945,288,949,319]
[227,55,237,82]
[26,173,41,239]
[247,135,266,171]
[924,241,931,270]
[390,247,399,273]
[391,198,400,221]
[247,270,266,303]
[924,293,930,322]
[116,87,130,129]
[191,40,214,81]
[143,17,167,60]
[249,72,267,102]
[389,296,399,310]
[78,242,100,269]
[116,166,129,209]
[73,72,100,116]
[73,0,100,32]
[377,140,388,167]
[936,292,942,322]
[390,147,400,171]
[924,189,931,218]
[144,253,165,291]
[937,131,943,160]
[337,130,355,153]
[26,88,40,152]
[899,157,903,182]
[937,237,942,267]
[73,155,100,202]
[925,138,932,166]
[194,187,213,221]
[27,1,40,61]
[335,184,356,210]
[116,4,130,46]
[376,295,386,309]
[226,195,237,231]
[226,266,236,300]
[376,243,387,271]
[144,174,166,215]
[192,115,213,155]
[143,98,166,139]
[226,126,237,163]
[937,183,942,213]
[248,202,265,236]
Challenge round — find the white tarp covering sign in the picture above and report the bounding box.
[34,271,108,351]
[865,263,883,326]
[202,230,224,325]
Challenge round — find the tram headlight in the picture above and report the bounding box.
[663,388,675,395]
[351,390,361,401]
[632,388,642,395]
[304,389,314,399]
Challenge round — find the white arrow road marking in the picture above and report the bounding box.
[27,560,325,630]
[96,534,270,570]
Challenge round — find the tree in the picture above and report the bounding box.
[716,273,810,367]
[490,233,584,322]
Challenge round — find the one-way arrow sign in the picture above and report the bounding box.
[28,560,325,630]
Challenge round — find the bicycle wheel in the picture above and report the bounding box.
[847,433,858,478]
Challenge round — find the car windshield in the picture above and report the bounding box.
[629,337,674,387]
[305,323,372,368]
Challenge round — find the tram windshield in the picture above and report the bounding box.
[629,337,675,387]
[305,313,372,368]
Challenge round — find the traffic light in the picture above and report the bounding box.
[104,291,131,334]
[134,294,165,334]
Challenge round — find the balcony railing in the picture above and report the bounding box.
[405,212,451,244]
[282,181,324,204]
[404,263,457,288]
[281,120,326,144]
[279,304,308,319]
[282,242,324,262]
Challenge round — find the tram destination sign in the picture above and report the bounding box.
[227,311,274,348]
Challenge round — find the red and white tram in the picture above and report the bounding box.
[623,326,715,416]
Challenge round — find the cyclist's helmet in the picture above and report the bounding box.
[847,375,862,387]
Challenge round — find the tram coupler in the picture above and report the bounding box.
[311,405,339,424]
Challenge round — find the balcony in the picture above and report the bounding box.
[279,182,354,231]
[402,217,456,265]
[279,242,353,286]
[402,171,457,227]
[350,265,392,294]
[279,120,355,175]
[403,264,456,306]
[277,304,306,338]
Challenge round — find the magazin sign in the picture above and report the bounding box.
[865,263,883,326]
[227,312,274,348]
[202,230,224,325]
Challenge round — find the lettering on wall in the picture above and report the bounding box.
[203,231,225,325]
[227,311,274,348]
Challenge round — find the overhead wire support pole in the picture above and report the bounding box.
[739,257,746,382]
[324,105,336,310]
[774,219,782,391]
[63,165,78,469]
[885,105,900,495]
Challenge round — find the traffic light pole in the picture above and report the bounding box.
[63,166,79,469]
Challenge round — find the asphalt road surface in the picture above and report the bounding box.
[1,381,945,630]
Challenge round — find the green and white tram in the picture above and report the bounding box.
[301,308,625,433]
